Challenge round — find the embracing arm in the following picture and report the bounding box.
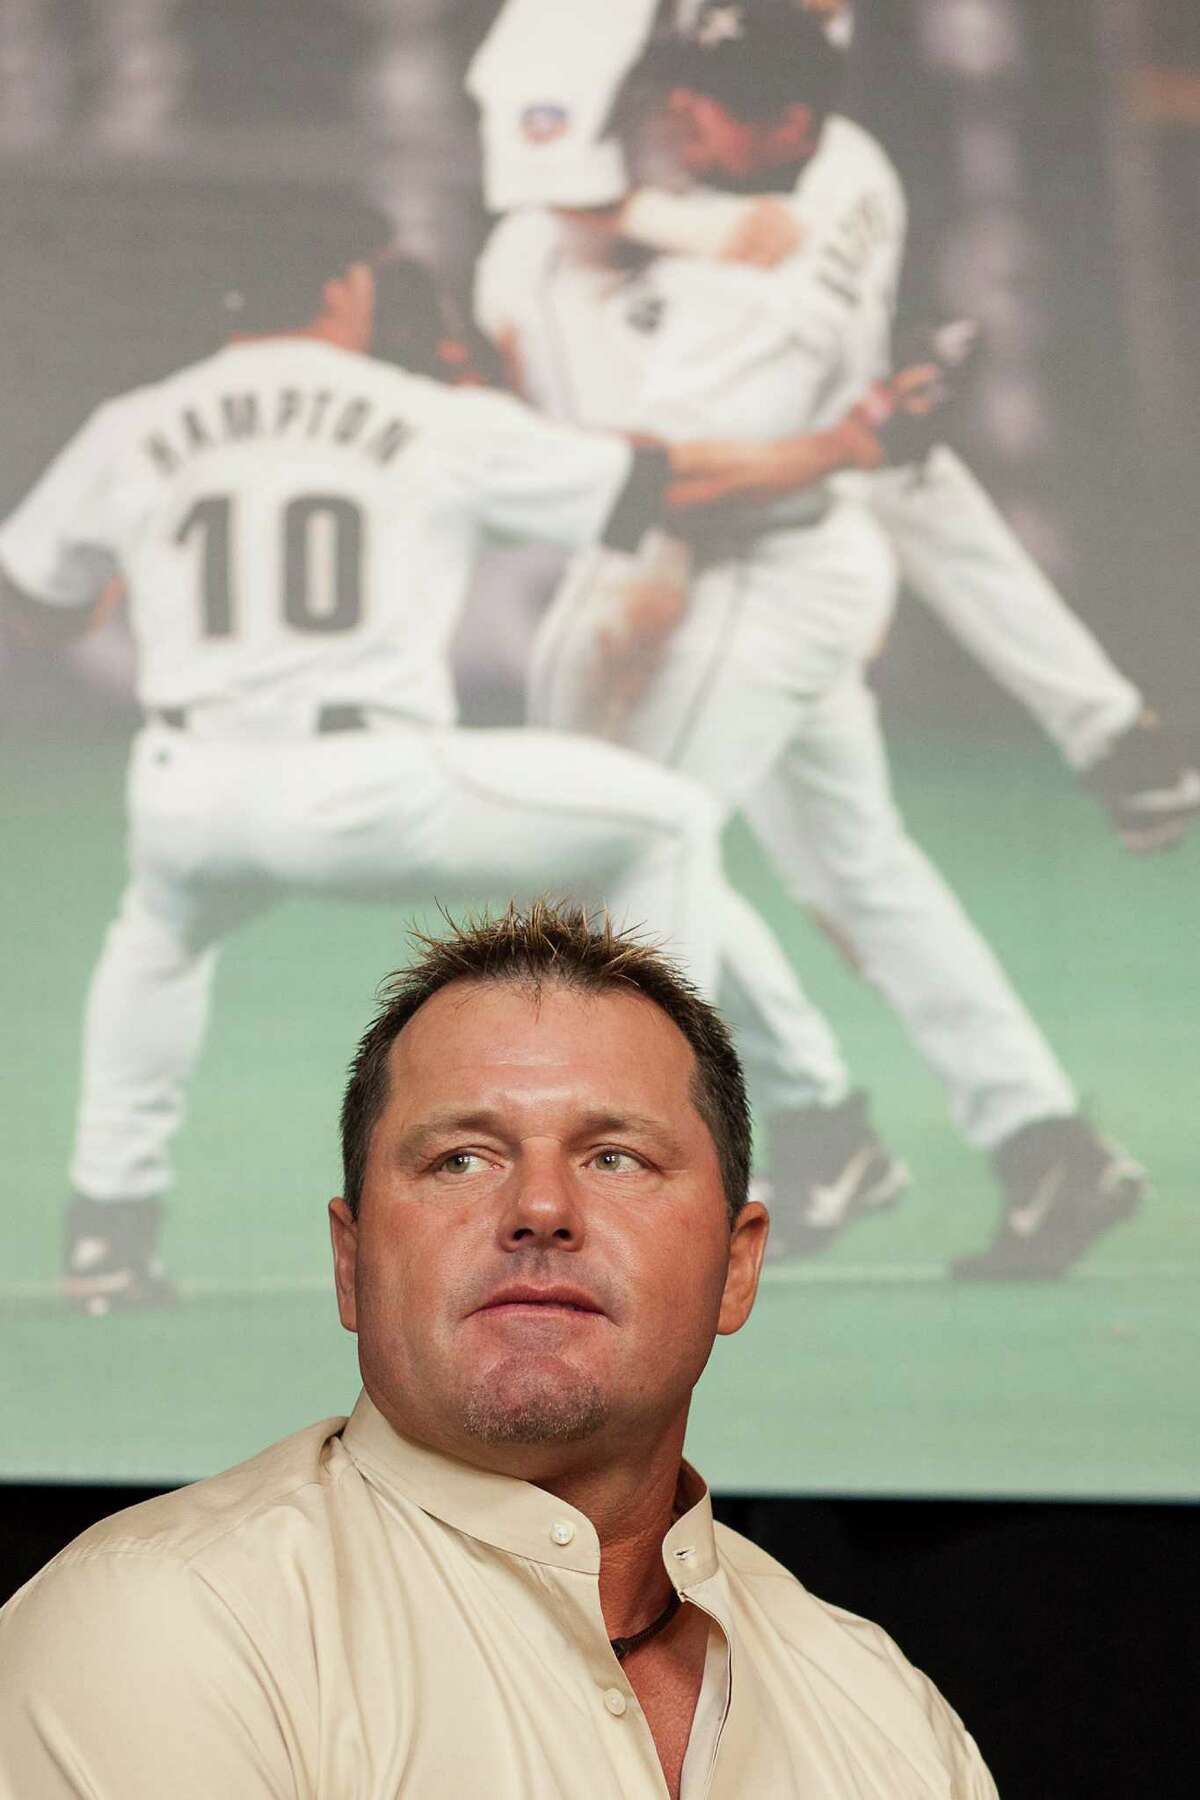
[664,357,956,511]
[665,413,880,511]
[665,358,956,511]
[618,187,804,267]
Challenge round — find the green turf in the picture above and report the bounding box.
[2,732,1197,1494]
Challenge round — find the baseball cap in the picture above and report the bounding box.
[651,0,847,121]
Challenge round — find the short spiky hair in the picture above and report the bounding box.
[340,899,750,1225]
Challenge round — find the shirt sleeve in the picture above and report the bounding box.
[0,402,126,607]
[912,1675,1000,1800]
[0,1550,304,1799]
[466,0,655,210]
[871,1623,1000,1800]
[453,394,664,553]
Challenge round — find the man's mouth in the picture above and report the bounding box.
[474,1285,606,1319]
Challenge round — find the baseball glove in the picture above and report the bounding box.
[854,318,981,467]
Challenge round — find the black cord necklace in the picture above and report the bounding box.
[609,1589,681,1663]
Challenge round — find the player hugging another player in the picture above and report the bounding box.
[468,0,1198,1277]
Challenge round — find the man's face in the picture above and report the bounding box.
[316,261,375,353]
[368,255,483,384]
[668,89,822,181]
[329,979,766,1473]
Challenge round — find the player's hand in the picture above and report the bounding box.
[0,570,121,648]
[91,574,127,634]
[720,197,805,268]
[580,536,691,737]
[857,318,982,467]
[601,532,690,654]
[597,574,687,660]
[850,358,962,469]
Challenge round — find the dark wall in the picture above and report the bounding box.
[3,1484,1194,1798]
[739,1496,1197,1798]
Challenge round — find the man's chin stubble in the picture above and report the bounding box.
[460,1373,608,1445]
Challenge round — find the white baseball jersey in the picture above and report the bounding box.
[475,116,905,453]
[6,339,730,1209]
[0,338,645,730]
[482,122,1079,1152]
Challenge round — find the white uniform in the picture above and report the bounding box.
[0,337,723,1203]
[782,112,1142,770]
[846,447,1141,770]
[469,0,1143,773]
[477,117,1081,1149]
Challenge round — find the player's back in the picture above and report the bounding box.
[786,115,907,411]
[6,340,531,731]
[790,116,906,250]
[633,115,906,441]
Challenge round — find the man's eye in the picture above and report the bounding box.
[591,1148,644,1173]
[437,1151,486,1175]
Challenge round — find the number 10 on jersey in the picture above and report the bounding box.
[175,492,365,636]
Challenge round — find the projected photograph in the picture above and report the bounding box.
[1,0,1197,1497]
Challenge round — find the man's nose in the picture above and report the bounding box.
[499,1146,584,1250]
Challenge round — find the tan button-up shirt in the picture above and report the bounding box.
[0,1395,997,1798]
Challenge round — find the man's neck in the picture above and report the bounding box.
[368,1392,694,1640]
[228,315,368,355]
[535,1431,689,1639]
[701,156,809,196]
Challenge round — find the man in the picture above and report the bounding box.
[0,899,998,1797]
[470,0,1200,848]
[1,215,725,1315]
[473,0,1149,1279]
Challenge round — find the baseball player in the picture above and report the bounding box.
[0,217,761,1317]
[472,0,1151,1279]
[469,0,1199,852]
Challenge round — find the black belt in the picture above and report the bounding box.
[149,704,368,734]
[681,492,833,569]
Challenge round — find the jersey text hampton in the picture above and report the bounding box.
[143,384,412,477]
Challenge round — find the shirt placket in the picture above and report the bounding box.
[539,1512,679,1798]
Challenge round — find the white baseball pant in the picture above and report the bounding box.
[531,496,1078,1149]
[71,718,722,1202]
[861,448,1143,770]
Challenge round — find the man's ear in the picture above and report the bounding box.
[716,1199,769,1337]
[316,263,375,354]
[329,1196,360,1333]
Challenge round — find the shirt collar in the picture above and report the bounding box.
[342,1390,719,1588]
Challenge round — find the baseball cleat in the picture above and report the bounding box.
[1082,719,1200,853]
[762,1090,910,1262]
[951,1115,1147,1281]
[63,1194,178,1316]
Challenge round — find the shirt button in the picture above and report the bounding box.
[603,1688,627,1717]
[550,1519,575,1546]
